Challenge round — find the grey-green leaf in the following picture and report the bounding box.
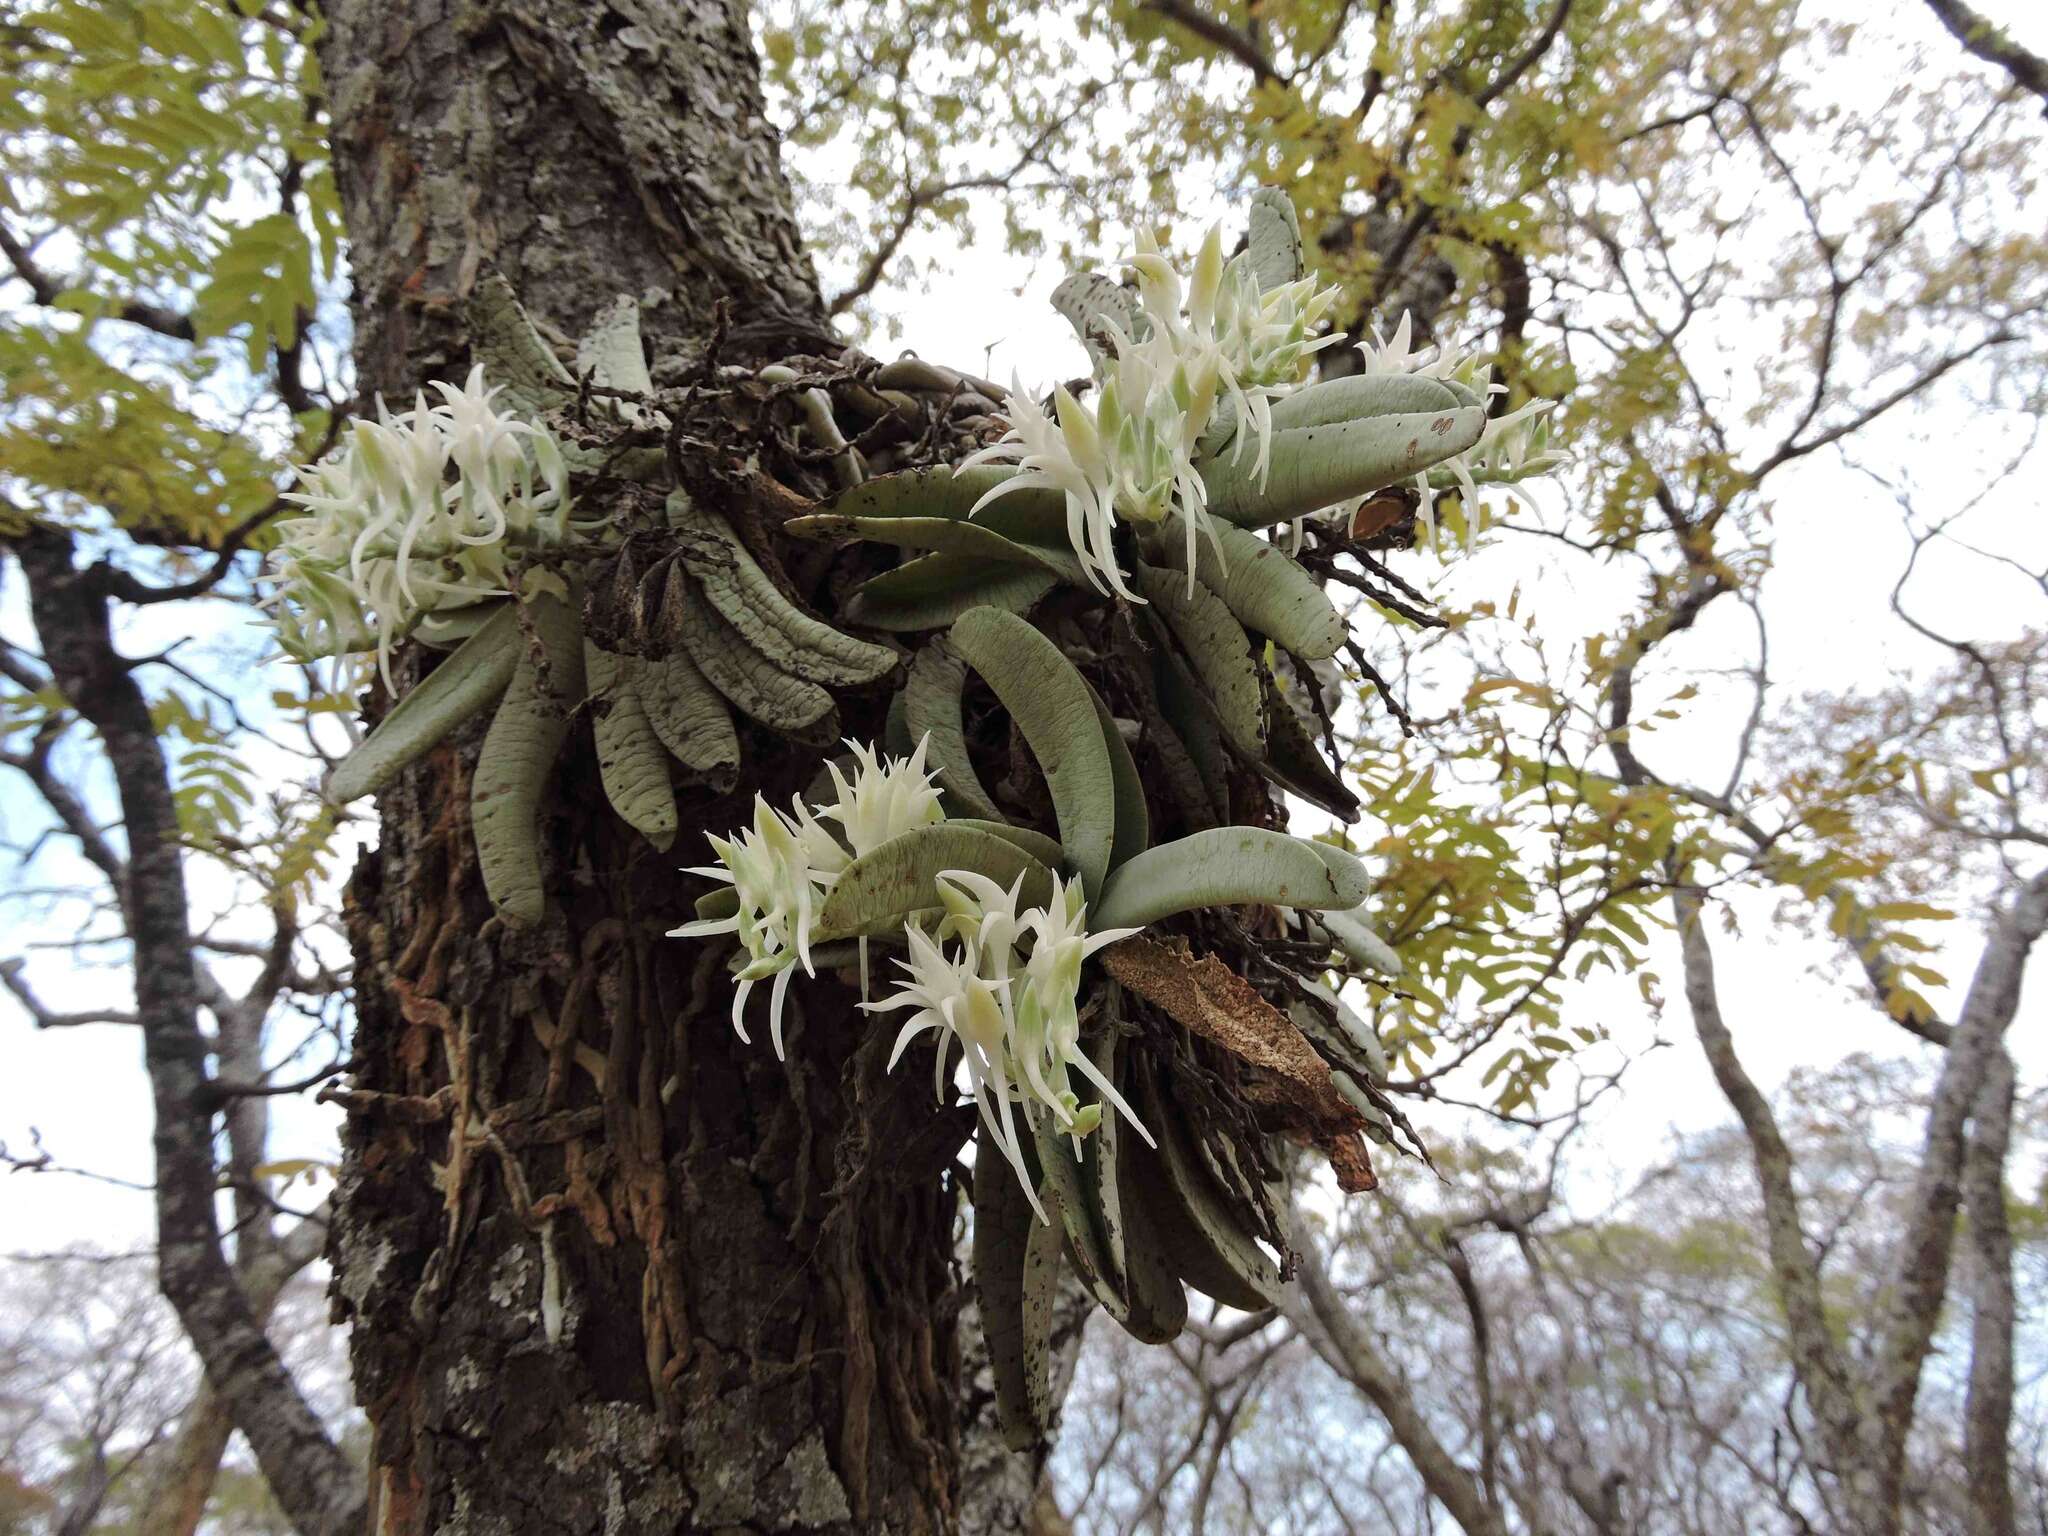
[845,556,1058,633]
[949,606,1117,897]
[1092,827,1369,932]
[905,642,1007,822]
[815,823,1056,940]
[1246,187,1304,291]
[472,591,586,926]
[584,641,677,849]
[326,604,520,805]
[946,819,1065,870]
[1205,407,1488,526]
[1086,683,1149,875]
[1152,515,1346,660]
[973,1124,1062,1451]
[1315,906,1404,979]
[1136,565,1266,758]
[1267,372,1467,431]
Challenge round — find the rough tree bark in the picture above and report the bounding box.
[315,4,981,1531]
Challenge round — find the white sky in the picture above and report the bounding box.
[4,0,2046,1252]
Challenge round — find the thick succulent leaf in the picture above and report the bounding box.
[1095,1025,1187,1343]
[1315,907,1404,979]
[1086,683,1150,875]
[884,686,916,758]
[1136,565,1265,757]
[414,600,512,650]
[845,555,1058,633]
[665,566,838,738]
[1204,406,1488,526]
[786,511,1073,575]
[815,823,1056,939]
[1129,1063,1283,1311]
[1152,515,1345,660]
[973,1123,1063,1451]
[1246,187,1305,290]
[905,642,1008,822]
[1034,1117,1129,1319]
[1267,372,1467,431]
[1052,270,1139,368]
[946,819,1065,869]
[1092,827,1369,931]
[473,591,585,925]
[575,295,655,425]
[1302,839,1371,905]
[694,886,741,923]
[828,463,1022,521]
[949,606,1117,896]
[823,464,1074,545]
[464,273,574,418]
[584,641,677,849]
[1153,651,1230,822]
[629,652,740,787]
[669,492,898,686]
[1291,974,1391,1080]
[1260,684,1362,821]
[325,604,520,804]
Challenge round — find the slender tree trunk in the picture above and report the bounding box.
[13,531,365,1536]
[138,1207,331,1536]
[317,4,963,1530]
[1963,1047,2018,1536]
[1285,1229,1508,1536]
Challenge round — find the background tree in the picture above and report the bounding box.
[1050,1051,2048,1535]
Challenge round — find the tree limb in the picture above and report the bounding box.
[1285,1226,1509,1536]
[1668,872,1870,1504]
[1139,0,1279,83]
[1920,0,2048,111]
[1962,1046,2018,1536]
[0,221,198,341]
[1865,867,2048,1518]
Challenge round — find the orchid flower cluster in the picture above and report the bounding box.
[872,870,1150,1221]
[672,737,945,1055]
[677,735,1149,1219]
[267,366,572,683]
[1355,313,1566,546]
[965,220,1346,601]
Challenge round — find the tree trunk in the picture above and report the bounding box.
[318,4,964,1530]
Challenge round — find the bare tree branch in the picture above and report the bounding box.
[1137,0,1278,83]
[1962,1047,2019,1536]
[1286,1226,1510,1536]
[1865,867,2048,1518]
[1921,0,2048,111]
[0,221,199,341]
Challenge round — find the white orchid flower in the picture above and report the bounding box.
[266,366,572,686]
[960,376,1137,602]
[817,735,946,856]
[964,219,1344,603]
[1357,311,1466,379]
[1010,876,1151,1146]
[880,868,1152,1216]
[678,736,957,1056]
[671,793,850,1058]
[867,922,1048,1223]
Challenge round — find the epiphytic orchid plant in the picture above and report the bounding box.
[270,195,1569,1453]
